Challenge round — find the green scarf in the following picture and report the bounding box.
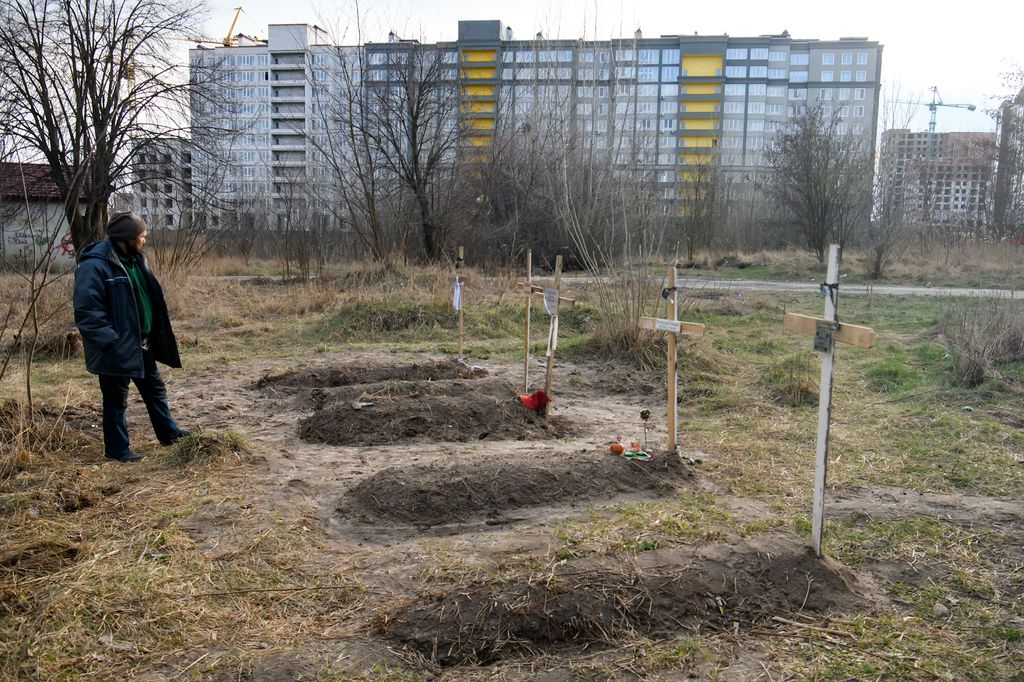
[119,253,153,338]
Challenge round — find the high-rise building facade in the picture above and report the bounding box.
[183,20,882,219]
[882,129,996,227]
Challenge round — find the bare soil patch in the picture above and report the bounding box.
[381,534,873,666]
[337,450,692,530]
[256,358,482,391]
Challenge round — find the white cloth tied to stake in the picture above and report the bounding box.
[453,277,462,311]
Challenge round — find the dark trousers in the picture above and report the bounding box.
[98,349,181,458]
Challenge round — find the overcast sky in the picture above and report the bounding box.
[205,0,1022,133]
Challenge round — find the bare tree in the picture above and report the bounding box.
[0,0,209,253]
[363,41,462,260]
[676,150,724,261]
[764,105,872,262]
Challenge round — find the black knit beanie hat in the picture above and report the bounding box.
[106,212,147,241]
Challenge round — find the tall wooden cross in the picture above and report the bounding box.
[639,266,706,453]
[519,250,575,396]
[783,244,876,557]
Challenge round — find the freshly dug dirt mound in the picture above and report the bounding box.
[381,535,872,666]
[338,451,691,528]
[256,358,483,391]
[300,377,572,445]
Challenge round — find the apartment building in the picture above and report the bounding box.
[133,137,193,230]
[882,129,996,227]
[183,20,882,219]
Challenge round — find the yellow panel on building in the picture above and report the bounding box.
[462,84,494,97]
[682,83,720,95]
[463,101,495,114]
[467,118,495,131]
[461,66,495,80]
[466,134,493,147]
[683,101,718,113]
[680,136,718,149]
[682,118,717,131]
[462,49,497,62]
[681,54,722,78]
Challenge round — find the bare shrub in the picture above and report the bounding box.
[939,298,1024,387]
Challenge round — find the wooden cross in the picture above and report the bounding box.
[639,265,706,453]
[518,250,575,396]
[783,244,876,558]
[453,247,466,359]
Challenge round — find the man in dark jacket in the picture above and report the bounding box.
[74,212,189,462]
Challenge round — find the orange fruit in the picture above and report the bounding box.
[609,442,625,455]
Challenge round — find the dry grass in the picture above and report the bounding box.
[939,298,1024,386]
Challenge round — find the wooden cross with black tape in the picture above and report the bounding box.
[518,251,575,416]
[783,244,876,558]
[639,265,706,453]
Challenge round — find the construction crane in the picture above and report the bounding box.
[186,6,245,47]
[924,86,976,156]
[223,6,243,46]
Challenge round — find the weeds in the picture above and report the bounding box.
[939,298,1024,386]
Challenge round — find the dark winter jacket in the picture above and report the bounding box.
[73,239,181,378]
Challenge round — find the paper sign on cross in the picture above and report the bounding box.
[783,244,876,558]
[518,250,575,395]
[639,265,706,453]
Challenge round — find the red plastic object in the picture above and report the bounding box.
[518,390,551,412]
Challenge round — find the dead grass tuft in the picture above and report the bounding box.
[939,298,1024,387]
[169,428,247,466]
[761,352,818,406]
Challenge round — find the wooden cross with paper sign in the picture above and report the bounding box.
[518,251,575,413]
[517,252,575,416]
[783,244,876,558]
[639,265,706,453]
[453,246,466,359]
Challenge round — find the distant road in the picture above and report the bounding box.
[560,276,1021,299]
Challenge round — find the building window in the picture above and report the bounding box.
[839,105,849,118]
[724,119,743,130]
[748,101,765,114]
[661,66,679,81]
[768,50,787,62]
[661,48,680,63]
[854,88,865,100]
[638,49,659,64]
[766,103,783,115]
[822,53,835,65]
[767,86,786,98]
[557,50,573,62]
[857,52,868,65]
[839,88,850,100]
[821,88,833,100]
[614,49,634,61]
[790,71,808,83]
[822,105,832,117]
[749,83,766,96]
[790,53,809,66]
[841,53,853,65]
[660,83,678,97]
[516,50,533,62]
[638,84,657,97]
[725,66,747,78]
[853,105,865,117]
[724,101,744,113]
[750,48,769,60]
[638,66,658,82]
[855,70,866,82]
[840,71,852,82]
[749,65,767,78]
[768,68,787,79]
[724,84,745,96]
[821,70,833,82]
[789,88,807,100]
[726,48,748,60]
[659,100,678,114]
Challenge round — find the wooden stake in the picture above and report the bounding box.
[667,266,678,452]
[543,255,562,418]
[523,248,532,392]
[457,246,464,359]
[811,244,839,558]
